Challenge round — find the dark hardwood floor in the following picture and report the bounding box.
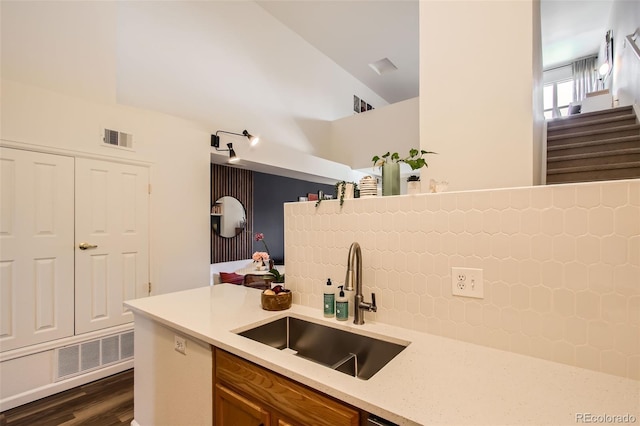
[0,369,133,426]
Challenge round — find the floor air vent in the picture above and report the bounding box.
[103,128,133,149]
[55,331,134,381]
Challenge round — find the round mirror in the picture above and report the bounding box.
[211,196,246,238]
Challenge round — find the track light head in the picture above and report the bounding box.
[227,143,239,162]
[242,130,259,146]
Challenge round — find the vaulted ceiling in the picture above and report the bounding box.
[258,0,613,103]
[2,0,613,163]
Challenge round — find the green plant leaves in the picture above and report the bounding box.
[372,149,436,170]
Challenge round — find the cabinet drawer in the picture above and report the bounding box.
[215,349,359,426]
[215,383,271,426]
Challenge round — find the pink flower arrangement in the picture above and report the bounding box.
[252,251,269,262]
[254,232,270,254]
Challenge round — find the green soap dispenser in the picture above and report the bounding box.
[336,285,349,321]
[323,278,335,317]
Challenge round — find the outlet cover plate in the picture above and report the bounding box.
[174,335,187,355]
[451,267,484,299]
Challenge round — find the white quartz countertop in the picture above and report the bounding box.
[124,284,640,426]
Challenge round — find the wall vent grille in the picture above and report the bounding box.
[103,128,133,149]
[55,331,134,381]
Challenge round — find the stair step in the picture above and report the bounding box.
[548,147,640,162]
[547,149,640,170]
[547,114,637,136]
[546,165,640,184]
[547,124,640,145]
[547,135,640,152]
[547,105,634,128]
[545,105,640,185]
[547,161,640,175]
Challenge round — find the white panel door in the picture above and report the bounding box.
[75,158,149,335]
[0,147,75,352]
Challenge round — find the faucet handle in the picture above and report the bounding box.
[370,292,377,312]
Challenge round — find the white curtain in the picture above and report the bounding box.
[572,57,599,101]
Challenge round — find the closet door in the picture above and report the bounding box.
[74,158,149,335]
[0,147,75,352]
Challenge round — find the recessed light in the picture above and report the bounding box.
[369,57,398,75]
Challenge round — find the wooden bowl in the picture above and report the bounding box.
[261,291,292,311]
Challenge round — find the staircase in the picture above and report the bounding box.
[546,105,640,184]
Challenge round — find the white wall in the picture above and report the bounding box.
[419,1,542,191]
[133,315,212,426]
[532,0,544,187]
[329,98,420,171]
[1,80,211,295]
[609,0,640,106]
[284,179,640,380]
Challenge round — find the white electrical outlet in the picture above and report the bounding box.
[174,335,187,355]
[451,267,484,299]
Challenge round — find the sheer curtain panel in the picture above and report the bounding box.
[572,56,599,101]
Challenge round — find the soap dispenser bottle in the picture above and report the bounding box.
[336,286,349,321]
[323,278,335,318]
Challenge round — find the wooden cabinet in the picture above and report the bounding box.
[215,383,270,426]
[214,348,359,426]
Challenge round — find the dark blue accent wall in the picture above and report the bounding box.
[253,172,334,264]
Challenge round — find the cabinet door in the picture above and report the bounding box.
[216,349,359,426]
[0,148,74,352]
[273,414,298,426]
[215,383,271,426]
[74,158,149,334]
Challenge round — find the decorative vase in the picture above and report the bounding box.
[337,182,354,199]
[264,259,274,271]
[382,163,400,196]
[344,183,354,199]
[429,179,449,193]
[407,180,421,195]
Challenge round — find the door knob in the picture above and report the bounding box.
[78,242,98,250]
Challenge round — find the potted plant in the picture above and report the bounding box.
[402,148,436,171]
[372,152,401,196]
[407,174,420,195]
[315,181,358,207]
[268,268,285,284]
[372,149,435,196]
[335,181,357,206]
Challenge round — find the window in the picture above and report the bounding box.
[543,80,574,119]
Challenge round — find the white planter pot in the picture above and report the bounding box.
[337,182,355,199]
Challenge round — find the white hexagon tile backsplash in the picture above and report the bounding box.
[284,179,640,380]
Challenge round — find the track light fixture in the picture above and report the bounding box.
[211,129,260,162]
[599,30,613,78]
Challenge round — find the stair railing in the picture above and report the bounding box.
[626,28,640,62]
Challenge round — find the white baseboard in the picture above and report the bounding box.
[1,323,133,363]
[0,359,133,412]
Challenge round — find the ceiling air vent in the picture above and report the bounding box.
[368,57,398,75]
[103,128,133,149]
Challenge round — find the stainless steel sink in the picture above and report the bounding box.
[237,316,409,380]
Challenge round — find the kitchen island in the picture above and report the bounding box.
[124,284,639,426]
